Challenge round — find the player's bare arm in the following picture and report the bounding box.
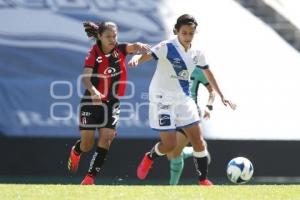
[126,42,151,54]
[203,68,236,110]
[128,54,153,67]
[203,84,216,119]
[82,68,104,105]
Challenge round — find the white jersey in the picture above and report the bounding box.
[149,37,208,103]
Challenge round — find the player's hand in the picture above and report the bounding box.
[203,110,211,120]
[221,97,237,110]
[91,91,105,105]
[128,55,140,68]
[137,42,151,53]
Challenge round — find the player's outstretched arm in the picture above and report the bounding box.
[203,85,216,119]
[128,54,153,67]
[82,68,105,105]
[205,84,216,107]
[203,68,236,110]
[126,42,151,54]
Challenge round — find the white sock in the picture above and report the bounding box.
[193,149,208,158]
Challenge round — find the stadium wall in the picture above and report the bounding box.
[0,138,299,184]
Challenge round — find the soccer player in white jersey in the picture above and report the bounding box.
[168,67,215,185]
[129,14,236,186]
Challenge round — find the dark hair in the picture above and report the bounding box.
[173,14,198,34]
[83,21,118,39]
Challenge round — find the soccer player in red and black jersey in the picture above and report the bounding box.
[67,21,150,185]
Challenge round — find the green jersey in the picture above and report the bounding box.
[190,67,209,102]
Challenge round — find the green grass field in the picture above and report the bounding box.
[0,185,299,200]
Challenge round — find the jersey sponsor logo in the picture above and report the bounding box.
[173,58,182,64]
[81,117,87,125]
[112,50,119,58]
[160,42,166,47]
[112,105,120,126]
[154,42,167,52]
[179,70,189,79]
[172,64,182,69]
[81,111,91,117]
[157,103,170,110]
[171,58,183,69]
[95,167,101,172]
[96,56,102,63]
[193,55,198,64]
[159,114,171,126]
[103,67,117,75]
[171,70,189,80]
[100,69,123,78]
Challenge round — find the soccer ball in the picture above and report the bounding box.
[226,157,254,184]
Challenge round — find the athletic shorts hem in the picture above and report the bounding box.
[79,126,116,131]
[151,128,177,132]
[176,128,187,137]
[176,120,200,129]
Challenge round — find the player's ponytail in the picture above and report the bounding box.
[173,14,198,34]
[83,21,99,39]
[83,21,118,39]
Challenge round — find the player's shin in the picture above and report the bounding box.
[182,146,193,159]
[169,153,184,185]
[87,146,108,177]
[193,150,208,181]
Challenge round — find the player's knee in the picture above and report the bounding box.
[200,138,208,149]
[202,139,207,148]
[80,141,94,152]
[192,140,207,152]
[107,131,116,141]
[172,151,182,158]
[165,142,177,153]
[102,130,116,142]
[98,130,116,148]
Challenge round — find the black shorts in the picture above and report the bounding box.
[79,99,120,130]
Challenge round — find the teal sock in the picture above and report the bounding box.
[169,154,184,185]
[182,146,193,160]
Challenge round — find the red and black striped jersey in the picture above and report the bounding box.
[84,41,128,101]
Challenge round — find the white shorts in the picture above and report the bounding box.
[149,97,200,131]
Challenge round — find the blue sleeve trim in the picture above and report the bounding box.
[151,52,158,60]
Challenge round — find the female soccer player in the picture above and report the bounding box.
[168,67,215,185]
[67,21,150,185]
[129,14,236,186]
